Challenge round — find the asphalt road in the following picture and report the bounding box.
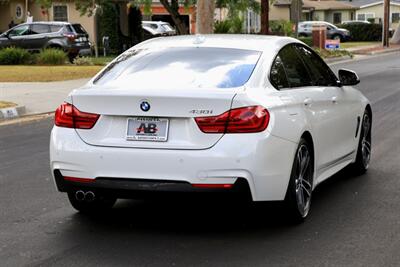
[1,53,400,267]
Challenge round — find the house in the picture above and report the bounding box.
[0,0,196,51]
[342,0,400,28]
[302,0,358,23]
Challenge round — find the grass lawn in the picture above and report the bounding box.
[341,41,380,49]
[0,101,17,109]
[0,65,104,82]
[89,56,116,66]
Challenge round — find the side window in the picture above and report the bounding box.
[294,45,338,86]
[50,25,63,33]
[270,55,289,89]
[278,45,313,88]
[8,25,30,37]
[31,24,51,34]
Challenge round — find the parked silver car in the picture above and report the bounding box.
[298,21,351,41]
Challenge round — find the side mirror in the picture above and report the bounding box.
[338,69,360,86]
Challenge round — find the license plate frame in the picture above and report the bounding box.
[126,117,169,142]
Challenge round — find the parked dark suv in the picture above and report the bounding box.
[0,21,91,60]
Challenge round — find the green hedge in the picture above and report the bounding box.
[0,47,31,65]
[338,23,382,41]
[297,37,313,47]
[36,49,67,65]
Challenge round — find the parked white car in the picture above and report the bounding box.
[50,35,371,222]
[142,21,176,36]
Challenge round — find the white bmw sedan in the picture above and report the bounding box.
[50,35,371,221]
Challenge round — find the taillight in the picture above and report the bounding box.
[195,106,269,134]
[63,33,77,42]
[55,103,99,129]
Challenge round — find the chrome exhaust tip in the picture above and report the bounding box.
[85,191,95,202]
[75,190,85,201]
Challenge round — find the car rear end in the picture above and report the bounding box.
[63,23,91,57]
[50,42,296,202]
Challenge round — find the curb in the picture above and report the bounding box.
[352,47,400,55]
[0,105,26,120]
[324,55,353,64]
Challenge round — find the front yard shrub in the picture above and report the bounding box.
[298,37,313,47]
[338,23,382,41]
[36,48,67,65]
[270,20,294,36]
[73,56,94,66]
[214,20,232,33]
[0,47,31,65]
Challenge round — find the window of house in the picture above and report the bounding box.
[392,13,400,23]
[53,5,68,22]
[357,13,374,21]
[333,13,342,24]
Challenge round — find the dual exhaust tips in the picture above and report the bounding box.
[75,190,95,202]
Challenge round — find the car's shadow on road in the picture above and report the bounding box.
[46,167,373,265]
[66,166,370,235]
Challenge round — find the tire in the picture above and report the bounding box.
[285,138,314,223]
[351,110,372,176]
[67,191,116,214]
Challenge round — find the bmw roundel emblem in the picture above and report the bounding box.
[140,101,151,112]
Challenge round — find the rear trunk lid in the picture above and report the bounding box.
[72,86,238,150]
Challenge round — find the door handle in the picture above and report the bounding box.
[303,98,313,106]
[331,96,338,104]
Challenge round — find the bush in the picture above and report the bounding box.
[270,20,293,36]
[36,48,67,65]
[0,47,31,65]
[230,16,244,34]
[297,37,313,47]
[73,56,94,66]
[338,23,382,41]
[214,20,231,33]
[98,3,120,54]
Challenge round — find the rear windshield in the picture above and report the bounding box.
[94,47,261,89]
[71,24,87,34]
[161,24,174,31]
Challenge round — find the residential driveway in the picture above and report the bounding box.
[0,78,89,115]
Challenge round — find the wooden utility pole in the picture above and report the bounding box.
[383,0,390,47]
[196,0,215,34]
[260,0,269,34]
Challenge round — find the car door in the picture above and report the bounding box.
[6,24,30,48]
[273,44,340,174]
[296,45,357,160]
[28,24,51,51]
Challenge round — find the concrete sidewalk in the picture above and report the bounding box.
[0,78,89,116]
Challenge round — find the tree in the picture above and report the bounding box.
[216,0,260,34]
[196,0,215,34]
[159,0,189,34]
[260,0,269,34]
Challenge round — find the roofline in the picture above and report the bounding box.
[359,1,400,8]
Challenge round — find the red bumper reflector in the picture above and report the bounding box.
[64,176,94,183]
[192,184,233,189]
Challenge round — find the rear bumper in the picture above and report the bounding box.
[50,127,297,201]
[53,170,251,199]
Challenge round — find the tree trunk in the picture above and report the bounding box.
[159,0,189,35]
[390,24,400,44]
[260,0,269,35]
[290,0,302,37]
[196,0,215,34]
